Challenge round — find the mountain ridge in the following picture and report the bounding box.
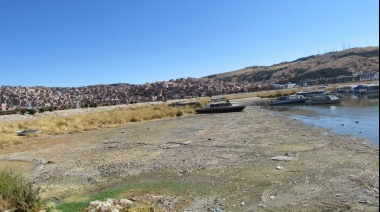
[200,46,378,84]
[2,46,379,88]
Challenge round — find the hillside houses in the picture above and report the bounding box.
[0,71,378,111]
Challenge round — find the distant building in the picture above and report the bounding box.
[1,103,6,111]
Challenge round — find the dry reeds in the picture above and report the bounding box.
[0,103,195,148]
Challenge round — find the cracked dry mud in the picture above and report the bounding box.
[0,104,378,211]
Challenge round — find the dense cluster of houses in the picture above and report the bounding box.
[0,78,250,110]
[1,71,378,111]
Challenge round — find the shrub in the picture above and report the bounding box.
[38,108,45,113]
[176,110,184,116]
[26,109,36,115]
[0,169,42,211]
[0,110,19,116]
[20,109,27,115]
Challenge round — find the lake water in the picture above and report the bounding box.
[266,93,379,146]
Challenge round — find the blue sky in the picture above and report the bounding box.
[0,0,378,87]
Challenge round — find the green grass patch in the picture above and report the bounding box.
[56,180,210,212]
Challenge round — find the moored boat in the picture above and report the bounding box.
[354,82,379,94]
[305,94,340,105]
[269,95,308,106]
[195,101,246,113]
[294,90,327,97]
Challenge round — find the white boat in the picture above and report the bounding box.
[294,90,326,97]
[305,94,340,105]
[195,101,246,113]
[269,95,308,106]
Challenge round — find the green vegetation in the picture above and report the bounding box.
[205,74,217,78]
[0,109,19,116]
[0,169,42,212]
[292,55,317,62]
[26,109,37,115]
[56,180,210,212]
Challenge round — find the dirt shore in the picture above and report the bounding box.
[0,101,378,211]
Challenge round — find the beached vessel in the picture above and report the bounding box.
[354,82,379,94]
[269,95,308,106]
[294,90,327,97]
[305,94,340,105]
[195,101,246,113]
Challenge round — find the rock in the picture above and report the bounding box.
[96,202,112,211]
[89,200,103,206]
[105,198,115,204]
[359,200,371,204]
[120,199,133,207]
[258,203,266,208]
[271,156,295,161]
[276,165,284,170]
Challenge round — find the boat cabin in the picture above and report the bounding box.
[295,90,326,97]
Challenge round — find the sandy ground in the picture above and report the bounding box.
[0,100,379,211]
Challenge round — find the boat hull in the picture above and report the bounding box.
[195,106,246,113]
[305,99,340,105]
[269,99,306,106]
[305,95,340,105]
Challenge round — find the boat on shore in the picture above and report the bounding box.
[269,95,308,106]
[294,89,327,97]
[305,94,340,105]
[354,82,379,94]
[195,101,246,113]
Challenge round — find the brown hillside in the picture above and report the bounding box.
[203,46,379,83]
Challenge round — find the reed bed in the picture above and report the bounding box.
[0,103,196,148]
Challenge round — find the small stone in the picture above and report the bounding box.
[359,200,370,204]
[258,203,266,208]
[276,165,284,170]
[89,200,102,207]
[120,199,133,206]
[271,156,294,161]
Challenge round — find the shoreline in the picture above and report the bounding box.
[0,104,378,211]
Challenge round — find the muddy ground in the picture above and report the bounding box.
[0,100,379,211]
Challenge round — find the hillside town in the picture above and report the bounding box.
[1,70,378,111]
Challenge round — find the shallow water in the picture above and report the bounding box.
[267,93,379,146]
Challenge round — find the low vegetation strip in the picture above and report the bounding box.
[0,103,197,148]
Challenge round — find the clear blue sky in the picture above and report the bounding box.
[1,0,379,87]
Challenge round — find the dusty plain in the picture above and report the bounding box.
[0,98,379,211]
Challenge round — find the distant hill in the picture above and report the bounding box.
[201,46,379,84]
